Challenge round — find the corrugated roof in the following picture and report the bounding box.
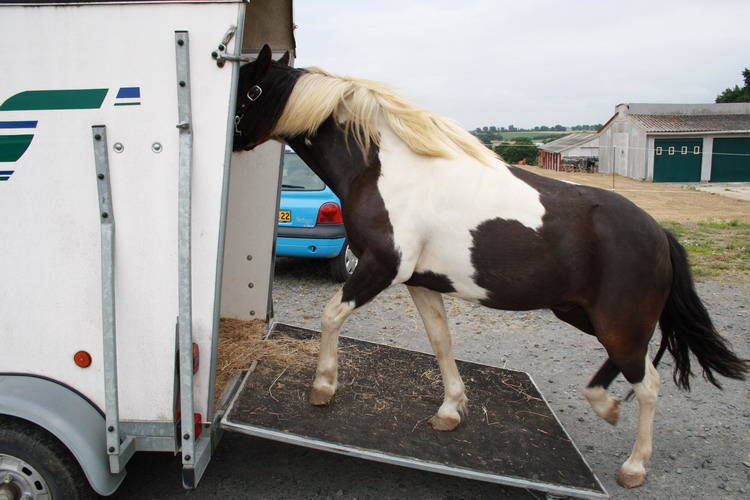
[539,132,599,153]
[628,114,750,133]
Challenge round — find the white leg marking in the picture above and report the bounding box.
[618,358,660,488]
[583,386,621,425]
[310,290,355,405]
[407,285,467,431]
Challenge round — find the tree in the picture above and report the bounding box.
[716,68,750,103]
[494,139,538,165]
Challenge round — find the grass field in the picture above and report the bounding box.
[660,220,750,280]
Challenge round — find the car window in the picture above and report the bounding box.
[282,153,325,191]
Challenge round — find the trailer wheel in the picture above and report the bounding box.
[0,417,94,500]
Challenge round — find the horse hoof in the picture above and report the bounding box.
[309,387,335,406]
[428,414,460,432]
[617,469,646,488]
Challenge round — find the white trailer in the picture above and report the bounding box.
[0,1,293,496]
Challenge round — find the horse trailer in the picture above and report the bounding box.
[0,2,608,498]
[0,1,292,496]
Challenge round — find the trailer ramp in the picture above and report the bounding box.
[221,324,608,499]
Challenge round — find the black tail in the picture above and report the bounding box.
[658,230,749,390]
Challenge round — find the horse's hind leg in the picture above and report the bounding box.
[584,359,622,425]
[617,355,660,488]
[407,286,467,431]
[552,306,622,425]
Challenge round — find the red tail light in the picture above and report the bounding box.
[317,202,343,224]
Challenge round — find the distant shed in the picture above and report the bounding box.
[538,132,599,172]
[598,103,750,182]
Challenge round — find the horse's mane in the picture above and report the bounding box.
[273,68,500,167]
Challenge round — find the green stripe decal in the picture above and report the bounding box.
[0,89,108,111]
[0,135,34,162]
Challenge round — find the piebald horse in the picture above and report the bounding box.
[233,45,748,488]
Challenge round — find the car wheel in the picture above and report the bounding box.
[329,240,358,282]
[0,416,95,500]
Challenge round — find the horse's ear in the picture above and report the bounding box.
[253,44,273,79]
[278,50,291,67]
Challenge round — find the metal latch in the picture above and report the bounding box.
[211,25,250,67]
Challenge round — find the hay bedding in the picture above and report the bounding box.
[216,318,318,402]
[216,318,370,405]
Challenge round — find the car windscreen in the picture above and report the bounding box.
[282,153,325,191]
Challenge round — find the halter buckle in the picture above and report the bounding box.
[247,85,262,102]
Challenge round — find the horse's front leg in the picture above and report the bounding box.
[407,285,467,431]
[310,289,355,405]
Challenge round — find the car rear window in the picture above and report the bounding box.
[282,153,325,191]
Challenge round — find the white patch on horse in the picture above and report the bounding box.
[375,123,546,301]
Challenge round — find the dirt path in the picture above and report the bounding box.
[517,166,750,224]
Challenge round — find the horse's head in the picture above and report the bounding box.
[233,44,297,152]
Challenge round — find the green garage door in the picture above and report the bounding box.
[711,138,750,182]
[653,138,703,182]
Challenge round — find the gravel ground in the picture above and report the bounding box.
[269,257,750,499]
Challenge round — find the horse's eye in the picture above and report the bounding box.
[247,85,262,102]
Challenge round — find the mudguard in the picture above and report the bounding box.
[0,375,126,496]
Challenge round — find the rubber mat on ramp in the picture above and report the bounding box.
[221,323,608,499]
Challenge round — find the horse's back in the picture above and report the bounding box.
[388,158,670,311]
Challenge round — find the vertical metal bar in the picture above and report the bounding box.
[92,125,121,467]
[174,31,196,476]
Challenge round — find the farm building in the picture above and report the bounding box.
[598,103,750,182]
[538,132,599,172]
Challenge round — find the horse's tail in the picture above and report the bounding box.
[658,230,749,390]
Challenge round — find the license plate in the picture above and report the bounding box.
[278,210,291,222]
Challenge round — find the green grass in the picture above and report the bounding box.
[661,220,750,280]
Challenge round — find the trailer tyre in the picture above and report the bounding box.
[0,417,95,500]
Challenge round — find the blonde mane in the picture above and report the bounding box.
[273,68,500,167]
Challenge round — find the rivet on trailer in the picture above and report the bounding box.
[0,1,608,498]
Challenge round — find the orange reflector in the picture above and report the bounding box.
[74,351,92,368]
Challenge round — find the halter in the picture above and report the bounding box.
[234,84,263,136]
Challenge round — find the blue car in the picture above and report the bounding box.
[276,151,358,282]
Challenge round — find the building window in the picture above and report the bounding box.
[693,146,700,154]
[656,147,663,155]
[668,146,675,155]
[681,146,688,155]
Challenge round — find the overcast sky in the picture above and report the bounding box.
[291,0,750,130]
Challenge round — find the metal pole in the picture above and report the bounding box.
[92,125,122,466]
[174,31,196,480]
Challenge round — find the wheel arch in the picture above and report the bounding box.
[0,375,126,496]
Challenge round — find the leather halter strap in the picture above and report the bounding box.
[234,85,263,135]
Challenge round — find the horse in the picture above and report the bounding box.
[232,45,749,488]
